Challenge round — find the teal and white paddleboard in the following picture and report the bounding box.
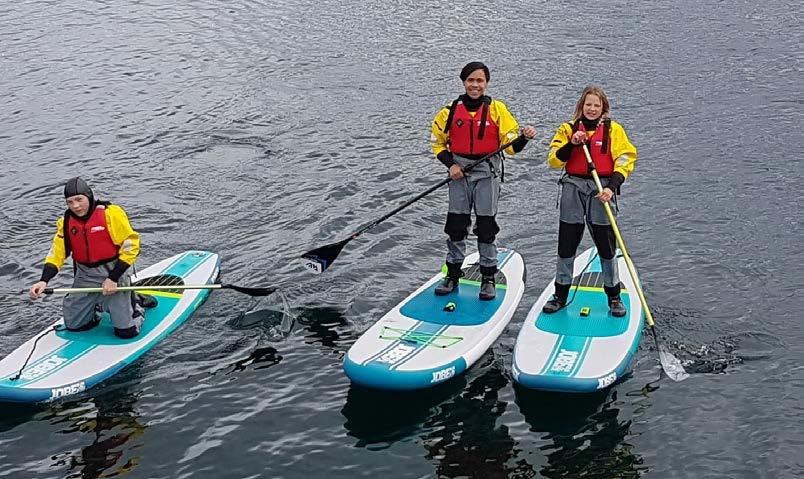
[344,249,525,390]
[0,250,219,403]
[512,247,644,392]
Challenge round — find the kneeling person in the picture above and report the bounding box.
[29,177,145,338]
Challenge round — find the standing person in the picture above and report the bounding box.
[28,177,148,338]
[543,85,637,317]
[430,61,536,300]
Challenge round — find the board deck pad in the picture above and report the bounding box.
[344,249,525,390]
[512,248,644,392]
[0,251,220,403]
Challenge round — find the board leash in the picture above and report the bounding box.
[9,325,65,381]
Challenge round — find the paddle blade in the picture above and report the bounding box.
[659,344,690,381]
[223,284,277,297]
[300,239,348,274]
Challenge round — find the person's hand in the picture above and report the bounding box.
[449,164,465,180]
[29,281,47,300]
[571,131,587,145]
[521,125,536,140]
[102,278,118,296]
[596,187,615,203]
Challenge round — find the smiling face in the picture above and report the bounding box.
[582,94,603,121]
[462,69,488,99]
[66,194,91,217]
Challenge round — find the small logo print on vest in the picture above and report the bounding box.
[455,119,464,127]
[71,227,78,235]
[90,226,106,233]
[594,141,603,146]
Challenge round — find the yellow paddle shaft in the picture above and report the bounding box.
[582,144,655,327]
[46,284,223,294]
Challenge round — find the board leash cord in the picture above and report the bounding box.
[9,325,64,381]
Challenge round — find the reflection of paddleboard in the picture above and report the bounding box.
[344,249,525,390]
[512,247,644,392]
[0,251,219,403]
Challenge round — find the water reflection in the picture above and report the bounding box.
[45,389,145,479]
[420,367,535,479]
[515,386,646,479]
[225,346,283,374]
[341,374,467,449]
[296,306,355,353]
[342,357,538,478]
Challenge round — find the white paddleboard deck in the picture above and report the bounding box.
[0,251,219,403]
[512,247,644,392]
[344,249,525,390]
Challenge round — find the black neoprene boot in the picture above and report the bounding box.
[137,294,158,309]
[435,262,463,295]
[479,275,496,300]
[543,282,571,313]
[604,284,626,317]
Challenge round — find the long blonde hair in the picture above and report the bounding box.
[572,85,610,122]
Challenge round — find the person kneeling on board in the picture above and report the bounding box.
[543,85,637,317]
[430,61,536,300]
[28,177,154,338]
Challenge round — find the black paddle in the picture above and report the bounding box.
[300,137,522,274]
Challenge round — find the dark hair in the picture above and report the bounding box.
[460,62,490,81]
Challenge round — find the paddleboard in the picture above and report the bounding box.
[512,247,644,392]
[344,248,525,390]
[0,250,219,403]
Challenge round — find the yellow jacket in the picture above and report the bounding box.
[547,120,637,180]
[45,204,140,270]
[431,98,521,158]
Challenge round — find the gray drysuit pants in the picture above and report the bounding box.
[63,262,144,333]
[445,155,501,270]
[555,176,620,287]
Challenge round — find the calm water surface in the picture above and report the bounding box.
[0,1,801,478]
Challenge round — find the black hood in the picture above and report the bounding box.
[63,177,95,218]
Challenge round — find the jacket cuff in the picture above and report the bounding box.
[607,172,625,191]
[437,151,455,168]
[40,263,59,283]
[511,136,529,153]
[556,142,575,162]
[107,260,131,283]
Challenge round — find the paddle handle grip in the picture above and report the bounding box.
[582,144,655,327]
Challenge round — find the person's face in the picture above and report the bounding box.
[582,94,603,120]
[66,194,90,217]
[462,69,488,99]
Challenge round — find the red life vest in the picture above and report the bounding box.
[566,120,614,177]
[64,204,119,266]
[447,100,500,157]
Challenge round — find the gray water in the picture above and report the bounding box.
[0,1,801,478]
